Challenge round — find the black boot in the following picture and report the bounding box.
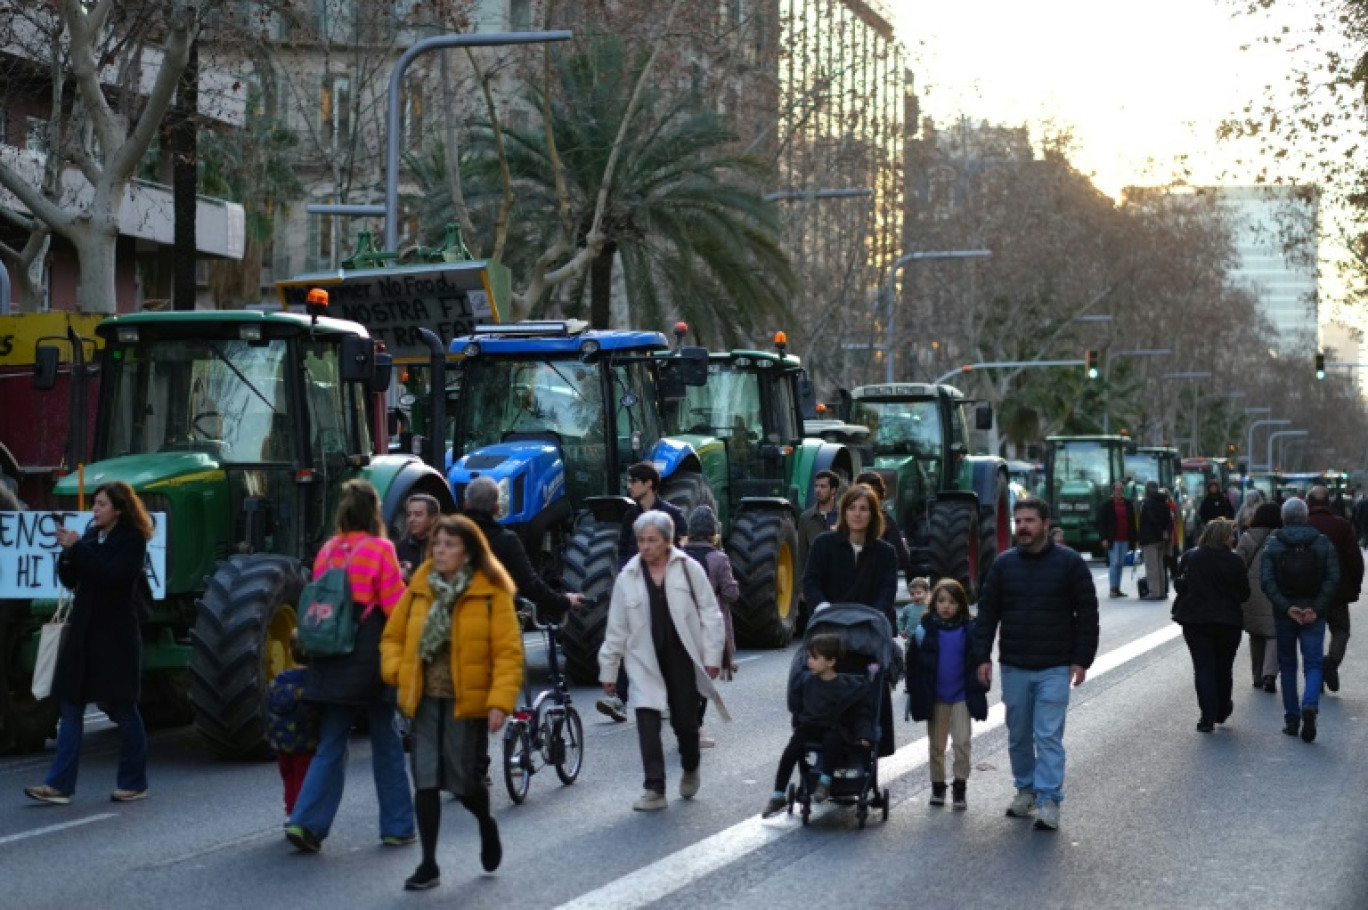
[929,782,947,806]
[951,779,967,810]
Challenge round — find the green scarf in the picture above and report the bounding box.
[418,565,472,663]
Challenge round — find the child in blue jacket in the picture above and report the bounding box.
[267,633,319,816]
[904,579,988,809]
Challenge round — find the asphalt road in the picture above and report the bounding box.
[2,558,1366,910]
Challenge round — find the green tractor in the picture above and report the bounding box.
[1,307,453,757]
[843,383,1009,600]
[1045,434,1135,556]
[664,332,860,647]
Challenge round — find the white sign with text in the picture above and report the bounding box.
[0,512,167,599]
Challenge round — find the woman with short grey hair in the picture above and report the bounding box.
[599,508,727,811]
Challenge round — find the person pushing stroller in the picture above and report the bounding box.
[761,633,874,817]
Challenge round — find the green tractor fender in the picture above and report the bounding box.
[794,440,858,507]
[361,455,456,529]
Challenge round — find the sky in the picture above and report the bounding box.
[896,0,1319,199]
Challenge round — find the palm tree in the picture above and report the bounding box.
[422,39,796,345]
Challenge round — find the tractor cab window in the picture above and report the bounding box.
[763,372,800,444]
[301,343,368,461]
[852,399,944,492]
[1052,441,1112,492]
[103,338,293,464]
[612,361,661,461]
[461,357,606,449]
[676,365,762,444]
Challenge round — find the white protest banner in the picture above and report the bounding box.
[0,512,167,599]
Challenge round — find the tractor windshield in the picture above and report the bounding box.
[102,339,294,463]
[1053,441,1114,489]
[852,399,944,461]
[460,357,607,449]
[675,366,762,440]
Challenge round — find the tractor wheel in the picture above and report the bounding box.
[928,499,981,603]
[978,471,1010,588]
[560,521,621,685]
[727,511,799,648]
[189,555,306,760]
[659,472,716,529]
[139,669,196,730]
[0,603,58,754]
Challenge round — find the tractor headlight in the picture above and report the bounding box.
[496,476,511,519]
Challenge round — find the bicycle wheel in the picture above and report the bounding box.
[503,722,533,804]
[553,707,585,785]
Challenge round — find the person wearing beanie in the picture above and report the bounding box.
[682,505,739,749]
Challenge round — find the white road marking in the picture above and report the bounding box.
[0,813,117,847]
[553,622,1184,910]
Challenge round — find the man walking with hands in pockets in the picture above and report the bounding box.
[973,497,1099,832]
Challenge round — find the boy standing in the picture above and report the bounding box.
[761,634,874,817]
[897,578,931,638]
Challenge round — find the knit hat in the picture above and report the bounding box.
[687,505,719,540]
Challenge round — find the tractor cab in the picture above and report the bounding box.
[1045,435,1134,556]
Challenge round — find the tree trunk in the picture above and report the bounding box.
[589,240,616,329]
[172,40,199,310]
[71,216,121,314]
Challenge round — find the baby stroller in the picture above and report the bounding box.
[785,603,894,828]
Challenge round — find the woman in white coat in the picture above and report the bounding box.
[600,510,728,812]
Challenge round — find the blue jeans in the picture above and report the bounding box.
[1108,541,1129,592]
[45,700,147,795]
[289,702,414,840]
[1000,665,1071,804]
[1274,613,1326,721]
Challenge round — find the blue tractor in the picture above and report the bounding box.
[445,321,714,682]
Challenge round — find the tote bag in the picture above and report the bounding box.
[31,590,73,700]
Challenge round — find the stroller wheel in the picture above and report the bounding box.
[800,805,810,826]
[880,788,890,821]
[786,783,796,815]
[856,805,868,829]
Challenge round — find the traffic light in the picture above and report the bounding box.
[1085,349,1099,380]
[1315,353,1326,380]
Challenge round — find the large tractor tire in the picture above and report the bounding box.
[189,555,306,760]
[978,471,1011,588]
[560,521,621,685]
[659,472,715,532]
[727,511,800,648]
[928,498,981,603]
[139,669,196,730]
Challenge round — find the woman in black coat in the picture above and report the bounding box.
[803,483,899,759]
[26,481,154,805]
[802,484,900,628]
[1172,518,1250,733]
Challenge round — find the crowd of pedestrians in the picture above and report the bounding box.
[20,465,1363,875]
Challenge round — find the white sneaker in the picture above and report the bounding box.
[632,789,667,811]
[596,696,628,723]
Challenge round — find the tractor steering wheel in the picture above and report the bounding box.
[190,410,223,441]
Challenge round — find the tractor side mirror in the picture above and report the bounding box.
[796,371,818,419]
[33,345,60,390]
[371,351,393,393]
[676,346,710,386]
[836,388,852,422]
[340,336,375,382]
[975,403,993,431]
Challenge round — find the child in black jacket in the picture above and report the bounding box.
[905,579,989,809]
[761,634,874,817]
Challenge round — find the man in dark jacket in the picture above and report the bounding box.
[1137,481,1173,600]
[1097,481,1136,599]
[1305,485,1363,693]
[463,477,584,620]
[1261,496,1340,742]
[973,497,1098,833]
[797,470,841,568]
[395,493,439,583]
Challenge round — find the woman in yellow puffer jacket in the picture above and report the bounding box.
[380,514,522,892]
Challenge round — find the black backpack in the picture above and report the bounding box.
[1276,536,1322,599]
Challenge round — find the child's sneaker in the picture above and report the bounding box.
[951,779,967,810]
[929,782,947,806]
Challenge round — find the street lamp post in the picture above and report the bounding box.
[882,249,991,383]
[1102,348,1171,433]
[1246,419,1290,472]
[1266,429,1307,472]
